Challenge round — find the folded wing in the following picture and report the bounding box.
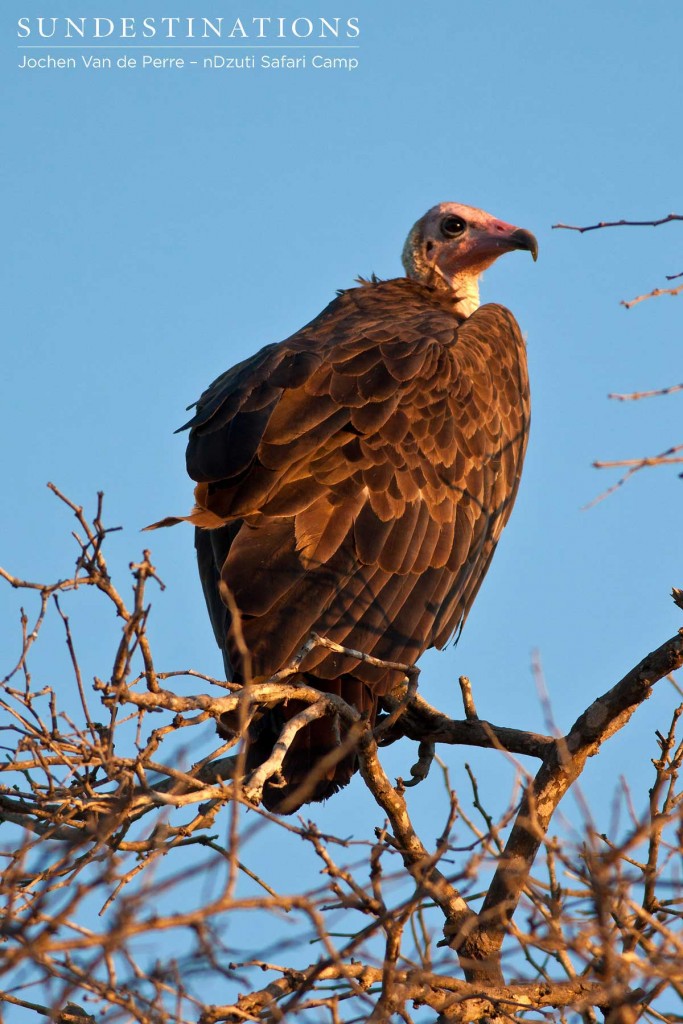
[179,280,529,700]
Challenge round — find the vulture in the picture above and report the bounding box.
[154,202,537,813]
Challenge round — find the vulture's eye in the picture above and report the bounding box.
[440,215,466,238]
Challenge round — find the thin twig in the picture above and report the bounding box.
[585,444,683,508]
[608,383,683,402]
[552,214,683,232]
[621,282,683,309]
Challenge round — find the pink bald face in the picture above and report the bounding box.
[402,202,538,286]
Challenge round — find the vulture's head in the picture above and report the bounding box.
[402,202,538,316]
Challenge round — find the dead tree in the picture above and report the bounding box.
[1,485,681,1024]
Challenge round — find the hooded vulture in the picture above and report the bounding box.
[155,202,537,812]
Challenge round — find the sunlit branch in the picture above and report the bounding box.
[608,383,683,401]
[585,444,683,507]
[621,282,683,309]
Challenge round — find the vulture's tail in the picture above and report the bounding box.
[230,677,377,814]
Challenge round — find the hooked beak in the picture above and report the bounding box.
[507,226,538,261]
[470,220,539,267]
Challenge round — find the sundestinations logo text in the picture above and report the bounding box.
[16,16,360,41]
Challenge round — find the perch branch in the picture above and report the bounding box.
[380,688,555,760]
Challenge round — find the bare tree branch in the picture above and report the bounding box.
[585,444,683,507]
[621,282,683,309]
[1,488,681,1022]
[608,383,683,401]
[552,214,683,232]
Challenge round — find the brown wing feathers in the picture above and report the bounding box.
[168,277,529,811]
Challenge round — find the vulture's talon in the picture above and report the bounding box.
[404,740,436,787]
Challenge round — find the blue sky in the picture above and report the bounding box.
[3,0,682,1011]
